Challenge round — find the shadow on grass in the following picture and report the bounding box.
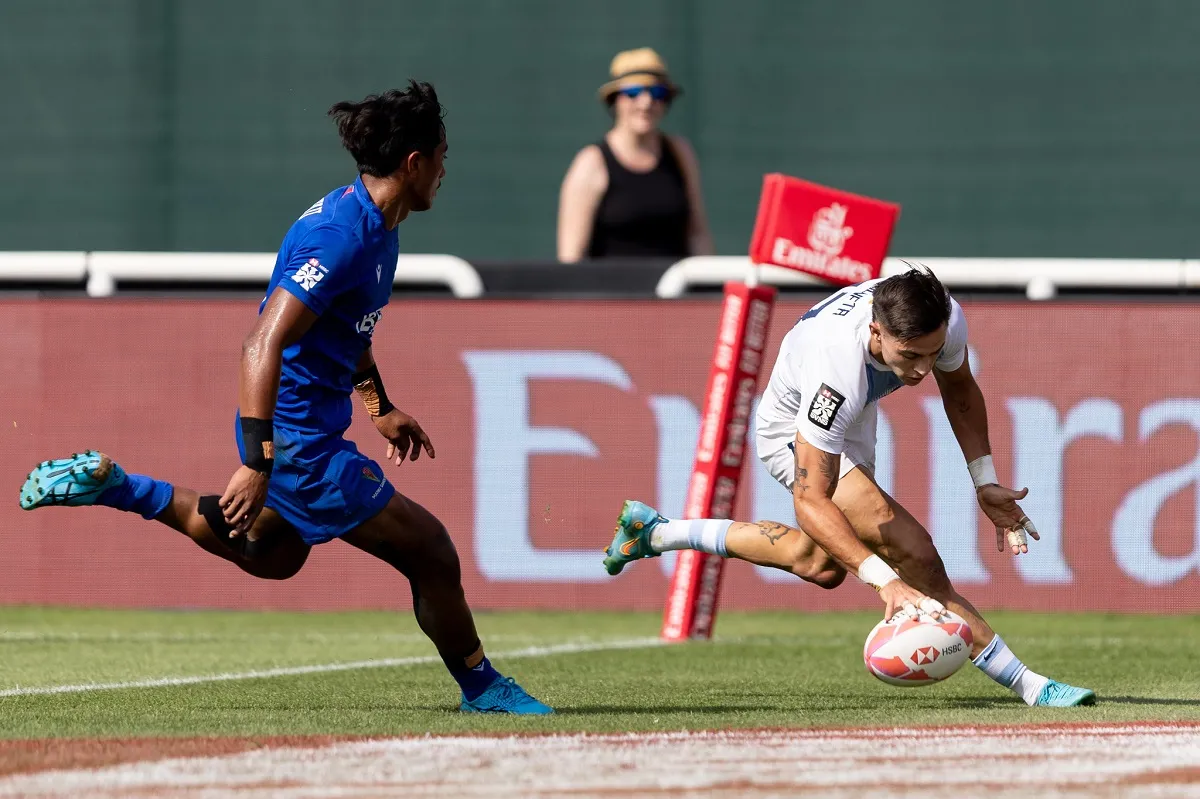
[1100,696,1200,707]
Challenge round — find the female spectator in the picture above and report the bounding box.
[557,48,714,262]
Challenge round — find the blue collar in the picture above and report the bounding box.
[351,175,387,230]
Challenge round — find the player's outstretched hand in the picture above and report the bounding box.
[878,580,947,622]
[976,484,1040,556]
[219,465,269,538]
[374,409,436,467]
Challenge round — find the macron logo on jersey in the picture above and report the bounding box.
[292,258,326,292]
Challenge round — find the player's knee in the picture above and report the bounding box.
[418,519,463,584]
[898,544,951,595]
[262,548,309,581]
[791,552,846,590]
[810,565,847,590]
[859,490,896,530]
[240,546,309,581]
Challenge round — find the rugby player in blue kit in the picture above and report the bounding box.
[18,81,553,715]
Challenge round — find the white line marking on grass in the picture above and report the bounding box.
[0,631,580,644]
[0,636,663,698]
[5,725,1200,798]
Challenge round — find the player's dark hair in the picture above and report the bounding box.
[328,81,445,177]
[872,263,951,340]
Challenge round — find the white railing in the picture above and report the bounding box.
[2,252,1199,300]
[654,256,1200,299]
[0,251,484,299]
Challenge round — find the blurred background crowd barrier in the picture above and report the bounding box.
[3,297,1199,613]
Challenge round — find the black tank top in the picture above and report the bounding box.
[587,137,690,259]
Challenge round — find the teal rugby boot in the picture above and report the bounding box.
[602,500,665,576]
[1035,680,1097,707]
[18,451,126,510]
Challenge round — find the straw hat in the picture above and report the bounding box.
[597,47,682,102]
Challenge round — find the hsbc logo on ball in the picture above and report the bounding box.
[750,174,900,287]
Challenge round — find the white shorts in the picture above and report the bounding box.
[757,403,878,490]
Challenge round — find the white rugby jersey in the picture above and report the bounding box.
[756,278,968,456]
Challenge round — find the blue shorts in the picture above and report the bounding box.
[234,414,395,545]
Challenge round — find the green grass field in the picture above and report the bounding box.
[2,607,1199,739]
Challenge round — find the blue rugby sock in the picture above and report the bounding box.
[448,654,501,701]
[97,474,174,521]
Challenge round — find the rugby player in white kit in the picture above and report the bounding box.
[604,265,1095,706]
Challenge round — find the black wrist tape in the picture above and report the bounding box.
[352,364,395,417]
[240,417,275,475]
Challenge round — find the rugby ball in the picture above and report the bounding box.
[863,610,973,687]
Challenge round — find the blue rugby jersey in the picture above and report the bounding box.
[263,176,399,434]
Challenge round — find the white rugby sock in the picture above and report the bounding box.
[650,518,731,557]
[972,634,1050,706]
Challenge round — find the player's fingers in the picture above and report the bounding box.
[1006,527,1028,556]
[226,501,248,532]
[996,526,1005,552]
[419,430,435,459]
[385,443,396,462]
[901,601,918,620]
[221,492,242,522]
[1022,517,1041,541]
[1005,486,1030,500]
[883,595,896,622]
[918,597,946,620]
[241,506,261,535]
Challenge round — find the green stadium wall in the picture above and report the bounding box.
[1,1,1198,259]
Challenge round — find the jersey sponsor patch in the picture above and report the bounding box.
[356,309,383,335]
[292,258,325,291]
[807,383,845,431]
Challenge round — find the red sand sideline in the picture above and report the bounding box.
[0,736,374,777]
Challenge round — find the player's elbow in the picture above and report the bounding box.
[240,328,276,367]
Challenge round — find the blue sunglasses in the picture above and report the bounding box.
[618,84,671,101]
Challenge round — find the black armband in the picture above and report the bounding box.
[352,364,395,417]
[240,417,275,475]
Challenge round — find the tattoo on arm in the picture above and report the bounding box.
[755,521,791,545]
[794,450,810,493]
[817,451,839,495]
[956,397,971,415]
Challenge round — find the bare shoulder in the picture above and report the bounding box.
[665,134,700,170]
[564,144,608,193]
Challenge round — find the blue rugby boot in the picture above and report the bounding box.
[1035,680,1097,707]
[18,451,126,510]
[603,500,665,576]
[460,676,554,715]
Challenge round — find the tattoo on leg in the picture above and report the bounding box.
[756,521,790,545]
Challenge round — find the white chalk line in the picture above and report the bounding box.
[5,725,1200,799]
[0,630,583,644]
[0,636,664,698]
